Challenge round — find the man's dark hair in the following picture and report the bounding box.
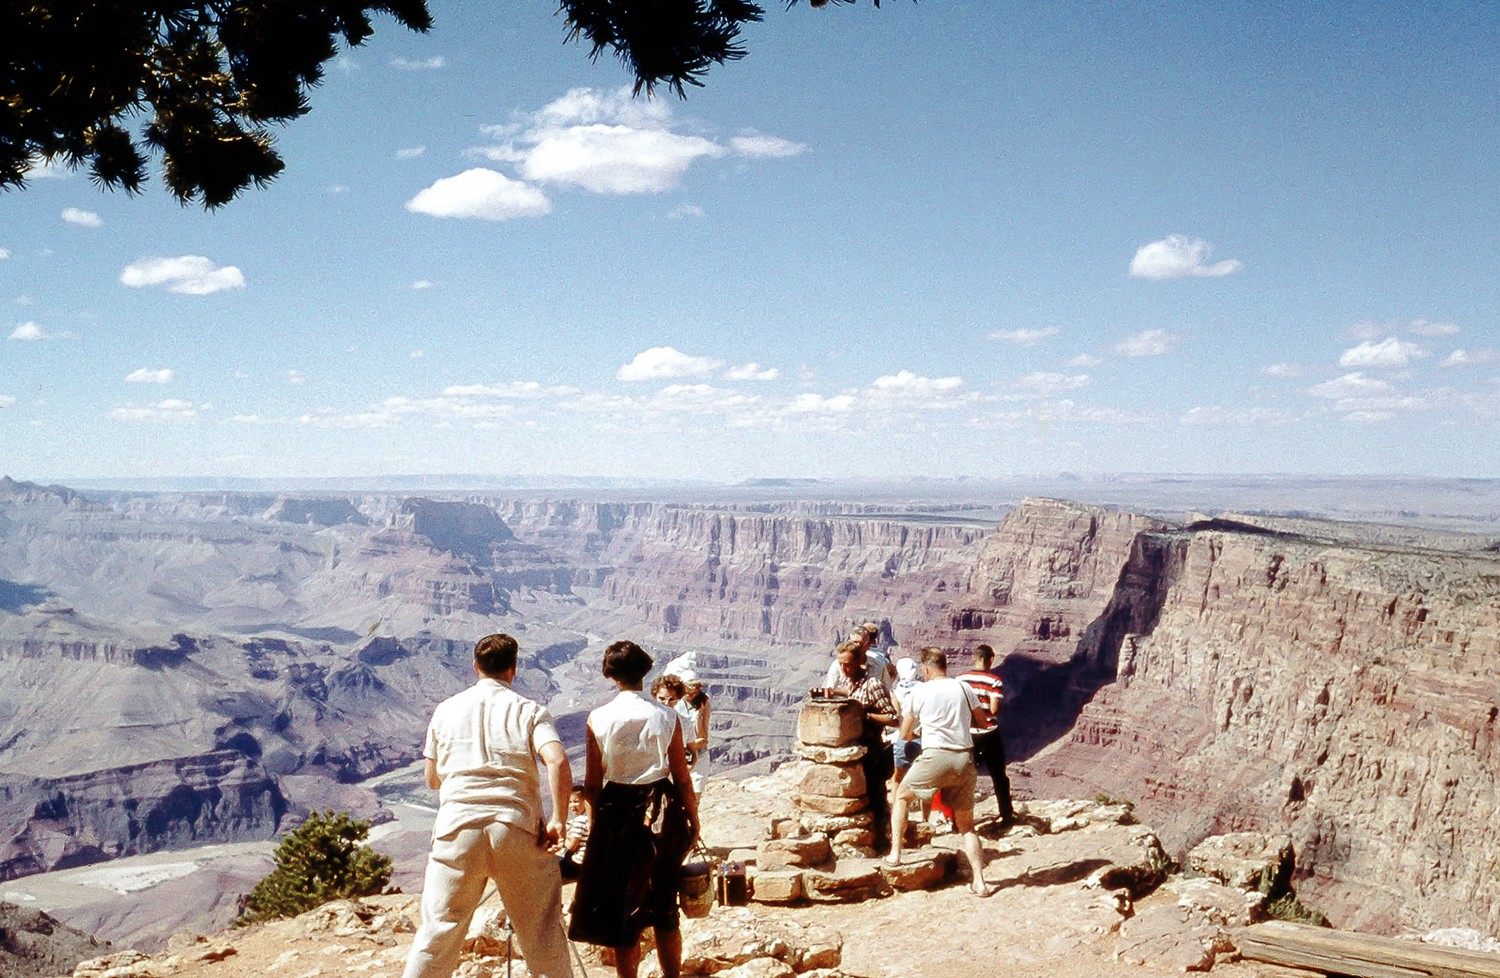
[474,633,519,677]
[920,646,947,672]
[602,640,653,684]
[973,644,995,667]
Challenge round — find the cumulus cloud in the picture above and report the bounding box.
[1013,372,1091,396]
[787,392,858,414]
[110,399,198,422]
[469,86,798,197]
[1338,337,1428,369]
[0,248,8,259]
[125,368,173,384]
[61,207,103,227]
[1066,353,1102,368]
[0,394,15,408]
[395,146,427,160]
[618,346,724,381]
[392,55,445,70]
[724,363,780,381]
[120,256,245,295]
[10,321,48,341]
[1307,372,1427,421]
[728,135,808,158]
[1129,235,1241,280]
[989,327,1059,346]
[1180,406,1298,426]
[1408,319,1459,336]
[1443,348,1497,367]
[405,168,551,221]
[1263,363,1302,377]
[412,279,433,290]
[1114,329,1178,357]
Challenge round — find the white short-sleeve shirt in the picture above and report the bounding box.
[424,678,561,839]
[906,677,979,751]
[588,690,681,784]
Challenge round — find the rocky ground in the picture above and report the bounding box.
[50,774,1343,978]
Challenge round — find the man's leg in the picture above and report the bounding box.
[886,783,912,864]
[402,828,490,978]
[655,927,683,978]
[485,822,573,978]
[952,806,991,895]
[976,730,1014,822]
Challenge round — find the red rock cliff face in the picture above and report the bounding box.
[1023,519,1500,936]
[495,499,992,649]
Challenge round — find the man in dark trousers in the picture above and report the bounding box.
[956,644,1015,826]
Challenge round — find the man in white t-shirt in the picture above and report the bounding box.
[883,646,993,897]
[402,634,574,978]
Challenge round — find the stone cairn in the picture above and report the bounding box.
[749,696,952,904]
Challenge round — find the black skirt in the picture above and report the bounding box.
[567,778,692,948]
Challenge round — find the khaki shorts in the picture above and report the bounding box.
[898,746,976,811]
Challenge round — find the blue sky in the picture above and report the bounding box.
[3,1,1498,482]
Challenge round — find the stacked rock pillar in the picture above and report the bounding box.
[791,698,877,858]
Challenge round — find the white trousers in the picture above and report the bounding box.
[401,821,573,978]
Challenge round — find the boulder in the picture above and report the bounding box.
[759,834,832,869]
[1114,902,1238,972]
[788,759,866,799]
[796,701,863,748]
[750,870,805,904]
[795,743,867,764]
[803,863,886,903]
[1186,833,1294,894]
[1165,876,1267,928]
[877,850,953,891]
[796,793,868,816]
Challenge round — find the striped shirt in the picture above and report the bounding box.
[956,668,1004,735]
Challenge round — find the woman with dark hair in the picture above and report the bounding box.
[568,641,700,978]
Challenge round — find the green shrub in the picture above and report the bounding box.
[238,810,393,925]
[1264,891,1330,927]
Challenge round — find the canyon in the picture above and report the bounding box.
[0,475,1497,947]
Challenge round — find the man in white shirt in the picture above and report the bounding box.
[883,646,993,897]
[402,634,574,978]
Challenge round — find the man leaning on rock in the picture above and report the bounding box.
[402,633,574,978]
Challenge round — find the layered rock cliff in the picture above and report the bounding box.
[1015,514,1500,936]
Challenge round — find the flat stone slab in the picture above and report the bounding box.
[796,700,863,748]
[804,863,886,903]
[759,834,832,870]
[877,851,953,891]
[795,743,867,764]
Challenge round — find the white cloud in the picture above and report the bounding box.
[871,371,962,395]
[787,392,858,414]
[1307,372,1428,420]
[10,321,47,341]
[125,368,173,384]
[728,135,808,158]
[0,395,15,408]
[1129,235,1242,280]
[284,369,307,385]
[326,184,351,195]
[1408,319,1459,337]
[724,363,780,381]
[1114,329,1178,357]
[392,55,446,70]
[110,399,198,422]
[442,381,580,399]
[1338,337,1428,369]
[333,54,358,74]
[405,168,551,221]
[1013,372,1091,395]
[119,256,245,295]
[667,204,705,220]
[618,346,724,381]
[410,349,425,359]
[1443,348,1497,367]
[1263,363,1302,377]
[395,146,427,160]
[412,279,433,290]
[0,248,8,259]
[470,86,797,197]
[1180,406,1299,426]
[1066,353,1102,368]
[989,327,1060,346]
[23,158,68,180]
[61,207,103,228]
